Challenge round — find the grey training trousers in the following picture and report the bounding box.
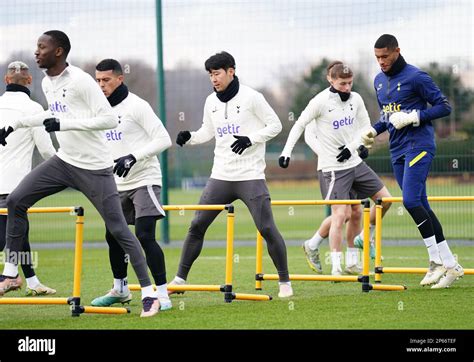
[177,178,290,282]
[5,155,151,287]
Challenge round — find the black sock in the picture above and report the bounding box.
[406,206,435,239]
[427,210,445,244]
[135,216,167,286]
[105,229,128,279]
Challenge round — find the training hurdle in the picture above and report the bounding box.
[129,204,271,302]
[0,206,129,316]
[255,199,406,292]
[373,196,474,283]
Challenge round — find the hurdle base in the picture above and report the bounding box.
[232,293,272,301]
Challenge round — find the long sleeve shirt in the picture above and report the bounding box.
[0,91,56,193]
[9,65,118,170]
[281,88,372,172]
[188,84,282,181]
[107,92,171,191]
[372,63,451,160]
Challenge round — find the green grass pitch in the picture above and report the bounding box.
[1,245,472,329]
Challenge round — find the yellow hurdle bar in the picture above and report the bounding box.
[255,199,369,291]
[0,206,128,316]
[0,206,78,215]
[370,284,407,291]
[358,201,406,292]
[224,210,235,287]
[375,196,474,282]
[374,204,383,283]
[362,203,371,280]
[255,232,264,290]
[128,204,271,302]
[233,293,272,301]
[72,210,84,299]
[0,298,69,305]
[128,284,222,292]
[381,196,474,203]
[162,204,229,211]
[378,267,474,275]
[82,306,129,314]
[260,274,359,282]
[271,199,363,206]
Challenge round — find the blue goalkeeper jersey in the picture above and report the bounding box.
[372,63,451,160]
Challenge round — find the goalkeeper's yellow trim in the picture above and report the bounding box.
[409,151,427,167]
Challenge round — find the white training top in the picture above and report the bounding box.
[0,91,56,194]
[281,87,371,172]
[188,84,282,181]
[107,92,171,191]
[9,65,118,170]
[303,120,323,171]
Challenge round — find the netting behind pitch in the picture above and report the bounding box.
[1,0,473,242]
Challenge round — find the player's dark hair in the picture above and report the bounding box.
[205,51,236,72]
[96,59,123,75]
[374,34,399,50]
[43,30,71,57]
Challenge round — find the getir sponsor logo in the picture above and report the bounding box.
[106,129,123,141]
[333,116,354,130]
[49,101,68,113]
[217,123,240,137]
[382,102,401,114]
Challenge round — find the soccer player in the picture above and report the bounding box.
[171,51,293,298]
[362,34,463,288]
[280,61,391,276]
[0,61,56,296]
[0,31,159,317]
[91,59,172,310]
[302,119,365,274]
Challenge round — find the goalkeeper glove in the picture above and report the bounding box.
[176,131,191,147]
[389,110,420,130]
[43,118,60,133]
[361,127,376,148]
[113,154,137,177]
[230,135,252,155]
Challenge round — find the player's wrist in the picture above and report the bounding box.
[410,110,420,127]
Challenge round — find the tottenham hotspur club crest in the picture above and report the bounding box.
[62,88,67,97]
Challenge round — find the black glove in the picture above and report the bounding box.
[357,145,369,159]
[176,131,191,147]
[0,126,14,146]
[336,145,352,162]
[43,118,60,133]
[230,135,252,155]
[279,156,290,168]
[113,154,137,177]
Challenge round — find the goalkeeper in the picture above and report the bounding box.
[362,34,463,288]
